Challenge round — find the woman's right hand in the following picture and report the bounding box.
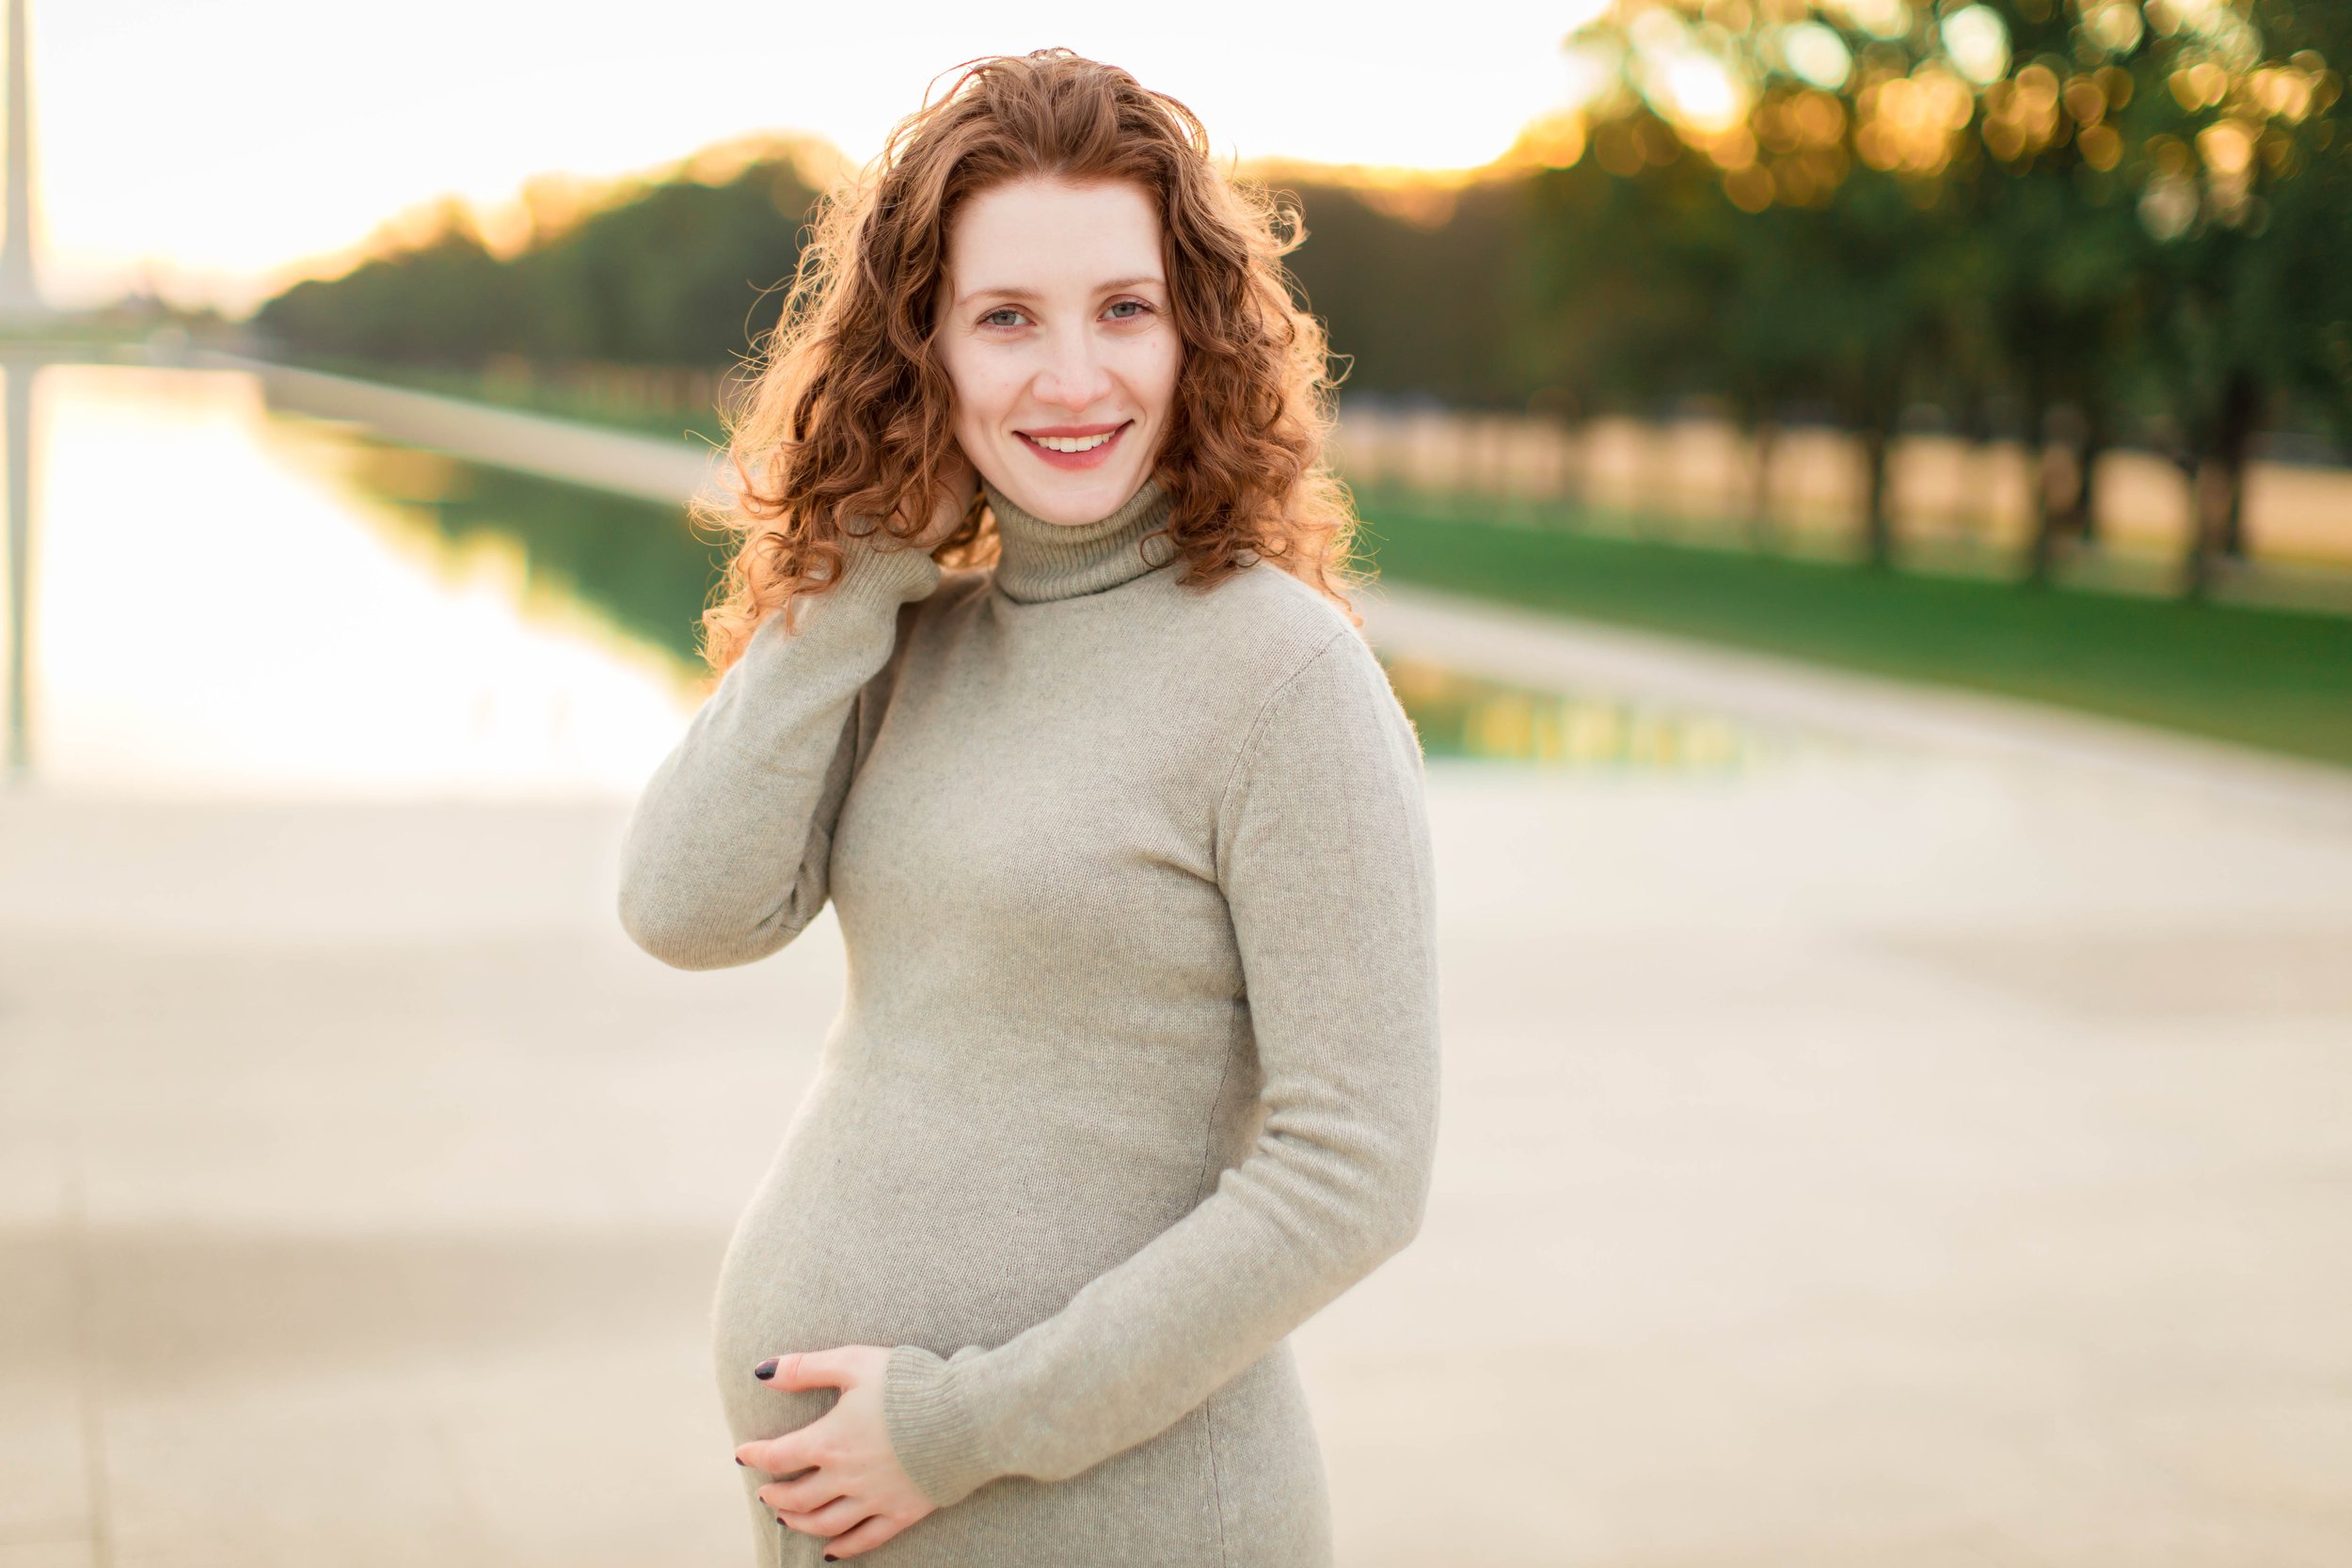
[902,445,979,553]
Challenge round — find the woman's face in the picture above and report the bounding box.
[933,175,1183,528]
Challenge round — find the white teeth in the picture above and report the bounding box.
[1027,429,1118,453]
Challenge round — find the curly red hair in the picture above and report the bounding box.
[691,48,1367,673]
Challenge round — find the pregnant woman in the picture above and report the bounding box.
[616,48,1442,1568]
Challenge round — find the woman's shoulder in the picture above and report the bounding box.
[1150,561,1417,768]
[1172,557,1374,690]
[1181,566,1426,818]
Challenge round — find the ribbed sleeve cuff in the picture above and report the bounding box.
[882,1343,995,1509]
[822,525,944,610]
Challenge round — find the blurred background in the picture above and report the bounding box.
[4,3,2348,1566]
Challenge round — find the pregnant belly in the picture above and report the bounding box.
[709,1063,1216,1444]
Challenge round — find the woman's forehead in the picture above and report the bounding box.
[946,178,1166,293]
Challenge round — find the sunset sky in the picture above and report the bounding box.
[37,1,1605,318]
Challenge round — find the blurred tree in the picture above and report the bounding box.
[254,142,827,371]
[1515,131,1726,448]
[1526,3,1982,566]
[2101,0,2351,595]
[1536,0,2350,592]
[1514,119,1835,546]
[1265,171,1534,408]
[260,197,517,363]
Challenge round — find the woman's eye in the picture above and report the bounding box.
[982,309,1025,328]
[1107,300,1149,320]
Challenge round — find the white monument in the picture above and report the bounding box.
[0,0,46,324]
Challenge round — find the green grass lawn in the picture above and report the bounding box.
[1354,499,2352,770]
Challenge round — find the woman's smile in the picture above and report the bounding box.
[1017,420,1133,468]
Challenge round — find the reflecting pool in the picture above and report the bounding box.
[4,357,704,798]
[1380,654,1785,773]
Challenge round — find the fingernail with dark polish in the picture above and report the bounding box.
[753,1357,780,1381]
[735,1456,746,1466]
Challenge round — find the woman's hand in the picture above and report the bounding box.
[736,1345,938,1560]
[902,444,979,554]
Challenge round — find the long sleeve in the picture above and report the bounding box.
[615,532,943,971]
[879,626,1443,1508]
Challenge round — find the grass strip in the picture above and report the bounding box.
[1354,499,2352,770]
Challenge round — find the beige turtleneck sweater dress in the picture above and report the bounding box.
[615,472,1442,1568]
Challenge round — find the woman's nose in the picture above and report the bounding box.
[1034,330,1114,411]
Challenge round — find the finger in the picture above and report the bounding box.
[814,1511,909,1560]
[757,1475,844,1514]
[735,1433,820,1478]
[777,1497,867,1537]
[761,1347,858,1392]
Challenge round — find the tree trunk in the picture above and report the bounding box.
[1544,390,1587,521]
[2183,456,2233,601]
[1640,413,1677,538]
[1958,393,1997,548]
[2024,391,2058,587]
[1559,417,1587,520]
[2217,381,2255,561]
[1748,416,1778,552]
[2060,403,2106,546]
[2183,372,2261,597]
[1860,425,1894,569]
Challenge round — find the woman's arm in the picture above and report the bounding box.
[616,531,943,971]
[877,626,1443,1506]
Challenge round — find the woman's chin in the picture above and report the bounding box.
[993,461,1149,527]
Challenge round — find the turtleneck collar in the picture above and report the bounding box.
[984,474,1177,604]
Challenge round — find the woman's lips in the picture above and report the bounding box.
[1016,420,1132,471]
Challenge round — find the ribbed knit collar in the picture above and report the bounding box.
[984,474,1177,604]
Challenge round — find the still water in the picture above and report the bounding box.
[2,356,1778,797]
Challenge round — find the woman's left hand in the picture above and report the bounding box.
[736,1345,939,1560]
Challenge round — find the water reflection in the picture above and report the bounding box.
[1381,654,1773,772]
[5,355,33,781]
[4,358,697,798]
[284,432,725,675]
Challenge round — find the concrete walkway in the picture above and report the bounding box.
[5,362,2346,1567]
[208,350,728,507]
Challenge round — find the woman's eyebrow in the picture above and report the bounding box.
[957,275,1165,307]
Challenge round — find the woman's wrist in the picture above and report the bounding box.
[881,1343,994,1509]
[823,522,945,609]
